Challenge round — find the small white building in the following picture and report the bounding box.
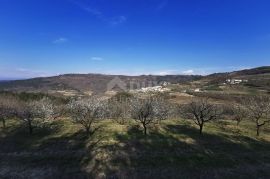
[137,86,170,93]
[226,79,248,85]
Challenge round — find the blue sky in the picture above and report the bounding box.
[0,0,270,79]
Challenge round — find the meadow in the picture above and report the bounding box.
[1,118,270,179]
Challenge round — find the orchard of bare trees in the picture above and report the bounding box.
[0,92,270,137]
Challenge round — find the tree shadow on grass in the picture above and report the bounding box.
[0,122,103,179]
[1,121,270,178]
[91,125,198,178]
[165,124,270,151]
[0,123,61,153]
[95,124,270,179]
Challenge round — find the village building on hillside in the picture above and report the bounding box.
[136,86,171,93]
[226,79,248,85]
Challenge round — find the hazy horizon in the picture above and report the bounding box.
[2,65,270,82]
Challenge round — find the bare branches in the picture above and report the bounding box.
[231,103,247,126]
[244,95,270,136]
[68,97,107,135]
[52,104,68,120]
[181,98,221,134]
[0,95,18,128]
[14,97,53,134]
[108,98,130,125]
[130,95,170,135]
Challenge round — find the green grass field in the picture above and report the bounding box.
[1,118,270,179]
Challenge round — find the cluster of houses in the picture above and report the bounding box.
[225,79,248,85]
[137,86,171,93]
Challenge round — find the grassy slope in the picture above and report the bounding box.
[0,119,270,179]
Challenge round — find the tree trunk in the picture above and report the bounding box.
[143,123,147,136]
[86,127,91,136]
[28,120,33,134]
[256,125,260,136]
[199,124,203,135]
[2,119,5,128]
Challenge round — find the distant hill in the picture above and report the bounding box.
[1,66,269,95]
[203,66,270,91]
[206,66,270,79]
[0,74,202,94]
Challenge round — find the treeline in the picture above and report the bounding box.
[0,91,270,137]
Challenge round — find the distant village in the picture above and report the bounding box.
[225,79,248,85]
[135,78,250,94]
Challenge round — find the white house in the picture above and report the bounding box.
[226,79,248,85]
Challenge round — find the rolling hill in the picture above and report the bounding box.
[0,66,269,95]
[0,74,202,95]
[203,66,270,91]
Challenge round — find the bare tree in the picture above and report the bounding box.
[68,97,107,135]
[245,95,270,136]
[15,98,53,134]
[52,104,68,120]
[231,103,247,126]
[181,98,221,135]
[130,95,170,135]
[152,96,171,121]
[108,99,130,125]
[0,95,17,128]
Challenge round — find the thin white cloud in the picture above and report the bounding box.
[81,6,102,17]
[110,16,127,26]
[91,57,104,61]
[156,70,177,75]
[182,69,194,75]
[53,37,68,44]
[158,71,171,75]
[69,0,127,26]
[70,0,103,18]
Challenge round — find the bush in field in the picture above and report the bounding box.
[68,97,107,135]
[15,98,54,134]
[180,98,222,135]
[244,95,270,136]
[130,95,170,135]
